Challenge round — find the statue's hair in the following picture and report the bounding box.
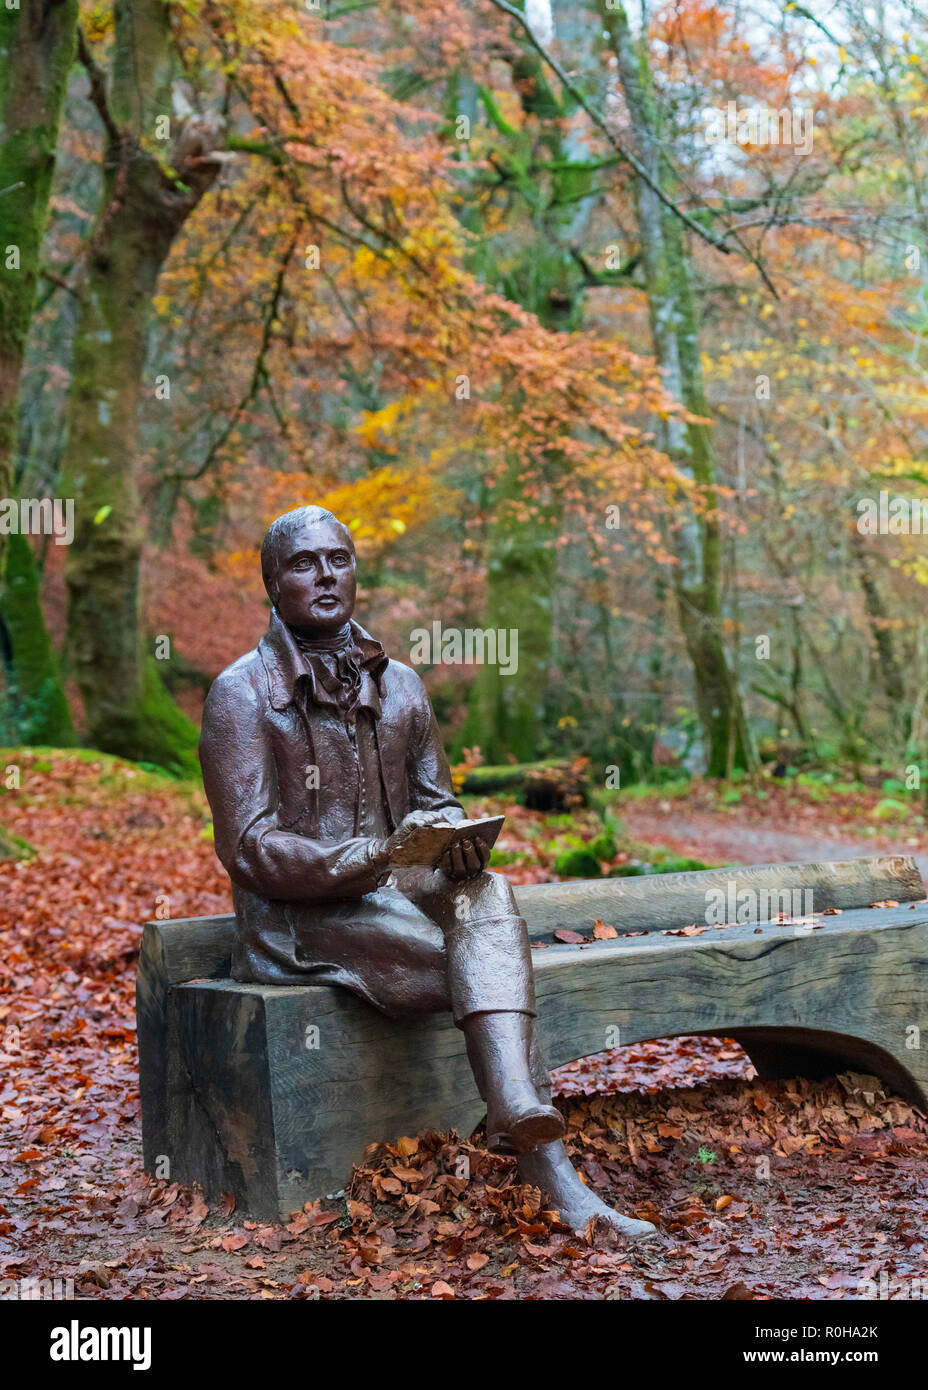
[260,505,353,597]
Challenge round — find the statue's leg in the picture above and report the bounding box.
[432,881,656,1240]
[518,1034,658,1242]
[408,869,564,1154]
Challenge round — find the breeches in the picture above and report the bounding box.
[231,868,536,1023]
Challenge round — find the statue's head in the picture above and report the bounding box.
[261,506,357,636]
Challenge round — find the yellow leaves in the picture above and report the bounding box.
[351,245,381,281]
[355,397,411,450]
[310,464,458,559]
[82,5,113,42]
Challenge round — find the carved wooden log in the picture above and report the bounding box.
[516,854,926,939]
[137,856,928,1220]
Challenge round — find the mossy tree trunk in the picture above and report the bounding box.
[1,532,75,744]
[458,484,560,762]
[599,0,753,777]
[59,0,222,768]
[0,0,78,531]
[0,0,78,735]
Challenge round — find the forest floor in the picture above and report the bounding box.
[1,750,927,1301]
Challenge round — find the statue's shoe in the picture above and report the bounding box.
[516,1141,660,1243]
[584,1208,658,1242]
[487,1101,565,1155]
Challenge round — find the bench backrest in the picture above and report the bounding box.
[140,855,924,990]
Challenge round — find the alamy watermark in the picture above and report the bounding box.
[50,1320,151,1370]
[705,882,813,925]
[410,622,518,677]
[703,102,814,155]
[857,1271,928,1300]
[0,497,73,545]
[0,1276,75,1300]
[856,490,928,535]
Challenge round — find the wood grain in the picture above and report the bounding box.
[515,854,925,938]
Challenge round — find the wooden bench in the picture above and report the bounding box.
[137,855,928,1222]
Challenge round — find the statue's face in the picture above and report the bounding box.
[272,517,357,635]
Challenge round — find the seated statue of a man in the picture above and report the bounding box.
[199,505,656,1240]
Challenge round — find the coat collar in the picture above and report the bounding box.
[259,609,388,715]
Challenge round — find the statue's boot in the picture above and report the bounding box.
[461,1011,565,1154]
[519,1036,658,1242]
[518,1142,658,1242]
[443,907,564,1154]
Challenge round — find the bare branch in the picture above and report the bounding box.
[485,0,735,258]
[76,27,121,147]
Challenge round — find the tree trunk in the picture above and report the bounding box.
[460,37,597,762]
[0,0,78,529]
[59,1,222,766]
[849,527,909,746]
[0,0,78,735]
[1,532,75,745]
[599,0,752,776]
[458,493,560,762]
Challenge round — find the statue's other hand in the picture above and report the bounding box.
[399,809,451,830]
[441,835,490,881]
[379,811,450,867]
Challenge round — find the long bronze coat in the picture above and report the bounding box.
[199,610,488,1005]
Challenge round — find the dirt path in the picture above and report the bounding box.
[623,804,928,881]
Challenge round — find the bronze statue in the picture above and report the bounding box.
[199,505,656,1240]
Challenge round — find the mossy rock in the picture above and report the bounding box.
[553,846,602,878]
[608,862,649,877]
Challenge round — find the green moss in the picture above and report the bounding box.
[553,846,602,878]
[873,798,909,821]
[488,846,520,866]
[1,533,75,745]
[589,832,618,861]
[654,855,712,874]
[0,826,36,861]
[122,659,201,779]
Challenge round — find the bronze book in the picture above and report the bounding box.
[389,815,506,867]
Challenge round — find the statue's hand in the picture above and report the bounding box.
[440,835,490,881]
[376,810,453,868]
